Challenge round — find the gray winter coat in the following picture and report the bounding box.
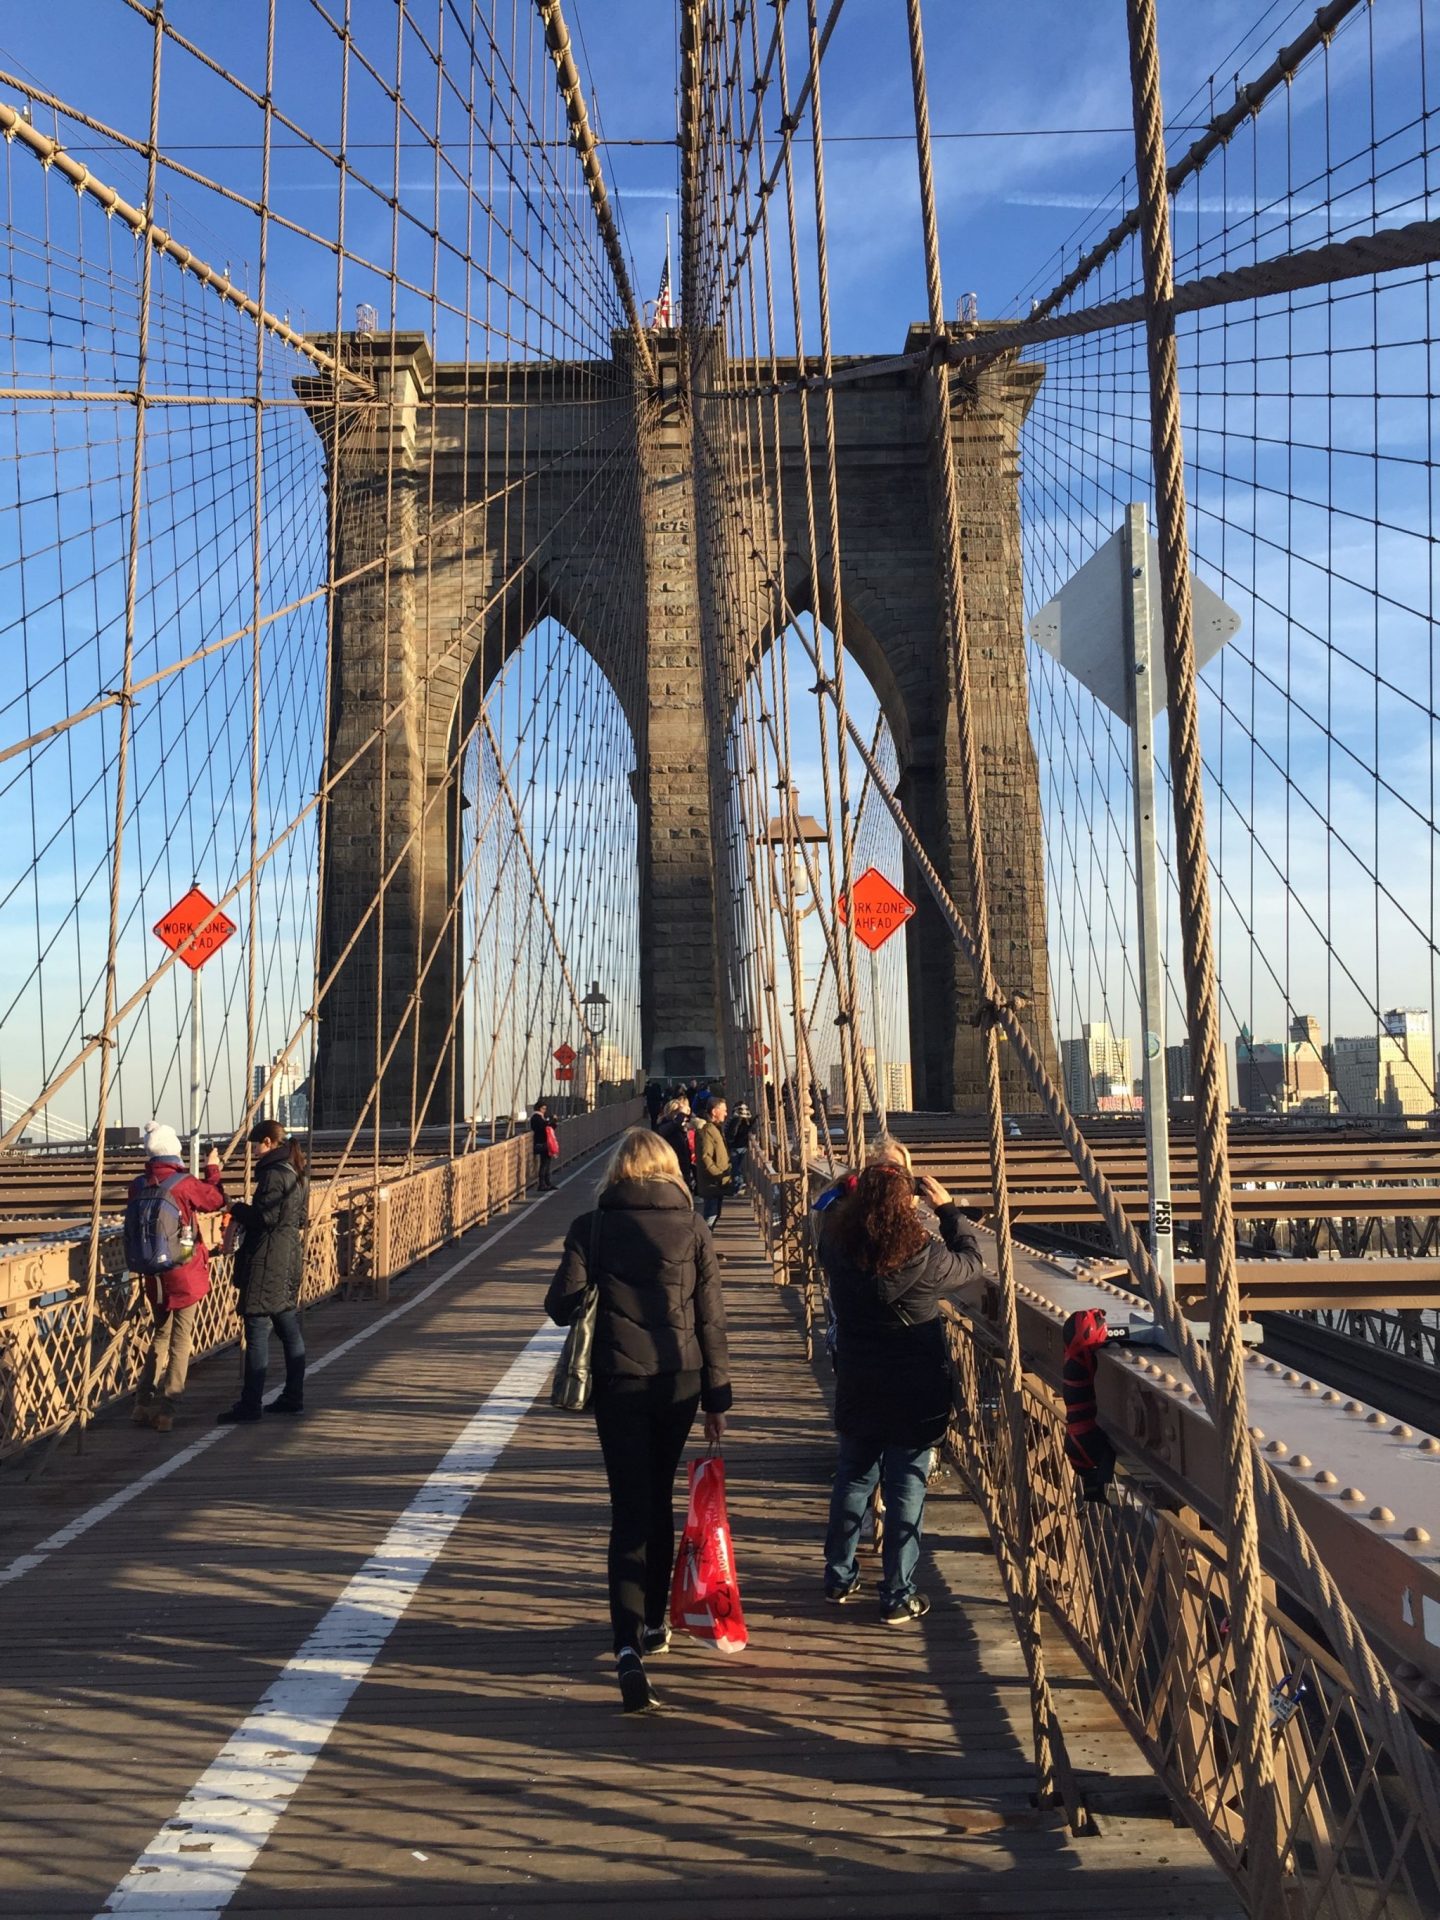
[231,1146,306,1317]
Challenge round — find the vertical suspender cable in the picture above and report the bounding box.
[78,0,167,1445]
[901,0,1074,1825]
[1124,0,1283,1902]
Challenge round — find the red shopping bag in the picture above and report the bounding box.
[669,1452,748,1653]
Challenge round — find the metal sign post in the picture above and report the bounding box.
[1029,511,1241,1295]
[1121,504,1174,1289]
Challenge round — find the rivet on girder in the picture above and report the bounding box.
[1340,1486,1366,1503]
[1315,1469,1337,1485]
[1370,1506,1396,1525]
[1292,1454,1313,1471]
[1405,1526,1432,1543]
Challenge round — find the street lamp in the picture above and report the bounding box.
[581,979,609,1111]
[763,786,827,1152]
[581,979,609,1038]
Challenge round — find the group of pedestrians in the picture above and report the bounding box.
[128,1079,985,1721]
[126,1116,310,1432]
[544,1113,984,1713]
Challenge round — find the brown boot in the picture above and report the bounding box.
[132,1400,156,1428]
[151,1407,174,1433]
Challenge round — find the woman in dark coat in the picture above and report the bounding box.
[818,1156,984,1624]
[219,1120,309,1424]
[546,1125,733,1713]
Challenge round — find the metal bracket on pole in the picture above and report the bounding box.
[1121,504,1173,1290]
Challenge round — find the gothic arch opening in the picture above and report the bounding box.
[450,615,640,1133]
[722,617,914,1122]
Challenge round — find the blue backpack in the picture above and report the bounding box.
[124,1170,194,1273]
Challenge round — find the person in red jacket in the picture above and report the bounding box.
[128,1120,226,1433]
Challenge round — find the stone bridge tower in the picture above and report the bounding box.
[301,328,1057,1126]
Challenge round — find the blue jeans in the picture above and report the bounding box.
[240,1307,305,1411]
[824,1435,933,1605]
[697,1192,723,1229]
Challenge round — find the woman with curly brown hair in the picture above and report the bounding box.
[818,1157,985,1624]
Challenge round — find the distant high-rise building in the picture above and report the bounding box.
[1061,1021,1134,1114]
[882,1061,913,1113]
[829,1047,877,1115]
[593,1043,635,1087]
[253,1051,307,1128]
[1235,1016,1335,1114]
[1331,1011,1433,1117]
[1165,1038,1231,1109]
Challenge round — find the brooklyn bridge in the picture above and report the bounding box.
[1,1,1438,1914]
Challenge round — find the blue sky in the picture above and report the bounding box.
[1,1,1435,1129]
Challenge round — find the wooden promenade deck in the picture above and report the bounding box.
[0,1155,1240,1918]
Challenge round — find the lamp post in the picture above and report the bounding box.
[581,978,609,1113]
[763,786,827,1157]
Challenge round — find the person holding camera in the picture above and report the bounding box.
[218,1119,309,1423]
[126,1121,227,1433]
[817,1153,985,1624]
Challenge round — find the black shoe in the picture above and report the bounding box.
[825,1576,863,1605]
[217,1403,263,1425]
[616,1648,658,1714]
[265,1393,305,1415]
[880,1592,931,1627]
[641,1623,672,1656]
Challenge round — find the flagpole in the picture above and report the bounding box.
[665,212,672,322]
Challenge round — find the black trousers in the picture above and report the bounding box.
[592,1374,701,1653]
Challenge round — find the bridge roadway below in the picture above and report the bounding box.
[0,1151,1239,1918]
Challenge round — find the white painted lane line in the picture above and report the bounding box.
[98,1317,564,1919]
[0,1147,600,1589]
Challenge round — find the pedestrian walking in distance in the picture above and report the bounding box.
[819,1151,984,1623]
[723,1100,753,1194]
[693,1095,731,1231]
[126,1122,226,1432]
[656,1094,695,1191]
[530,1098,557,1191]
[545,1125,733,1714]
[218,1121,309,1423]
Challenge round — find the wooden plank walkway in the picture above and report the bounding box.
[0,1155,1241,1918]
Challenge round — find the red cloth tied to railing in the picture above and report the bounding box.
[1062,1307,1117,1502]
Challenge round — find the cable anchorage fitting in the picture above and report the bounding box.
[971,992,1029,1033]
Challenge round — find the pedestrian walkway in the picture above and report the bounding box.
[0,1155,1239,1918]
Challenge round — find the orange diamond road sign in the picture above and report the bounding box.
[553,1043,577,1067]
[153,886,236,971]
[838,866,916,952]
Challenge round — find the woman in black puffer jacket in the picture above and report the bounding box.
[546,1125,732,1713]
[219,1120,309,1424]
[818,1151,985,1625]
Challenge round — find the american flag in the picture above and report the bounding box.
[652,254,674,328]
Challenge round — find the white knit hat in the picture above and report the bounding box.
[141,1120,183,1160]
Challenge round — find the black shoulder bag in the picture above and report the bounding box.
[551,1212,602,1412]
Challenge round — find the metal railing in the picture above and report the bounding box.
[0,1099,642,1457]
[744,1151,1440,1916]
